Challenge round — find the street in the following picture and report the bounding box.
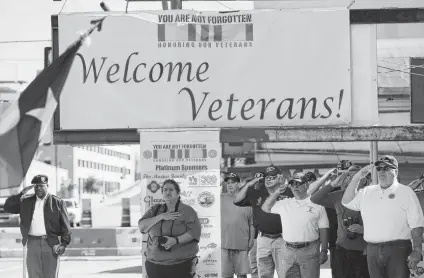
[0,256,332,278]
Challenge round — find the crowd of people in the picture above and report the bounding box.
[4,155,424,278]
[221,155,424,278]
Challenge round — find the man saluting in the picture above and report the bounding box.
[4,174,71,278]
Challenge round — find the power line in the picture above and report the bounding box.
[59,0,69,14]
[0,40,51,44]
[216,1,234,11]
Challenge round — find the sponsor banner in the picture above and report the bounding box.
[58,9,352,130]
[140,129,221,278]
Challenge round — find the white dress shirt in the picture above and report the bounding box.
[342,182,424,243]
[271,197,329,242]
[28,195,47,236]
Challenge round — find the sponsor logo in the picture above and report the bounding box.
[198,191,215,208]
[200,242,217,250]
[188,176,198,186]
[143,150,152,159]
[144,196,163,207]
[181,198,196,206]
[201,232,211,239]
[199,175,218,186]
[198,217,214,228]
[204,273,218,278]
[147,181,161,194]
[202,253,218,265]
[208,150,217,158]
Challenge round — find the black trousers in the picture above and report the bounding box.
[145,257,198,278]
[335,245,369,278]
[366,240,412,278]
[26,237,59,278]
[329,245,337,278]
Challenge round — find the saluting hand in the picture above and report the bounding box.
[359,165,373,179]
[21,185,34,195]
[161,211,180,221]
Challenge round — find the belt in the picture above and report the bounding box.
[367,240,411,246]
[285,240,317,249]
[260,232,282,239]
[28,235,48,240]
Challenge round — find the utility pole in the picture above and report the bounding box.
[162,0,182,10]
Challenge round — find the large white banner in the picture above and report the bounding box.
[58,9,352,129]
[139,129,221,278]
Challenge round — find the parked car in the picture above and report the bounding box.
[0,197,20,227]
[63,199,82,227]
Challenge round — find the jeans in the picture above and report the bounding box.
[335,245,369,278]
[279,240,320,278]
[366,240,412,278]
[257,235,301,278]
[249,239,258,278]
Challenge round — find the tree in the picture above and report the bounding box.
[84,177,100,194]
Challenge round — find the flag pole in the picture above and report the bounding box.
[18,16,107,278]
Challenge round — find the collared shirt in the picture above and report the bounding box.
[271,197,329,242]
[29,195,47,236]
[342,182,424,243]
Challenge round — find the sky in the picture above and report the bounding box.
[1,0,423,83]
[0,0,254,82]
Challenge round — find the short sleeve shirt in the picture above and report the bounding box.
[235,185,294,235]
[140,202,201,265]
[221,194,253,250]
[342,182,424,243]
[271,197,329,242]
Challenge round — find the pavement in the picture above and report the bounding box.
[0,256,333,278]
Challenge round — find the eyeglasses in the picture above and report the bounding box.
[289,181,304,187]
[265,176,277,181]
[376,166,396,172]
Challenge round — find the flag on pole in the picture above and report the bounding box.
[0,18,106,191]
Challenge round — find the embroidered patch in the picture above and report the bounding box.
[388,193,395,199]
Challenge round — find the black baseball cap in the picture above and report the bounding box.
[265,166,280,177]
[31,175,48,185]
[224,173,240,183]
[289,172,306,184]
[374,155,398,169]
[304,172,317,182]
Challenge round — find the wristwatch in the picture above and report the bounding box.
[175,237,180,244]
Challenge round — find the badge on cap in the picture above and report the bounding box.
[266,166,275,172]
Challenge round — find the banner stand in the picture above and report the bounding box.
[138,128,222,278]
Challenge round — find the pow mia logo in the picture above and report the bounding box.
[208,150,217,158]
[143,150,152,159]
[147,181,161,194]
[198,191,215,208]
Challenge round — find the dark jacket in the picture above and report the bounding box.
[4,193,71,247]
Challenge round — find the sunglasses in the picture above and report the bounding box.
[265,176,277,181]
[376,165,396,172]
